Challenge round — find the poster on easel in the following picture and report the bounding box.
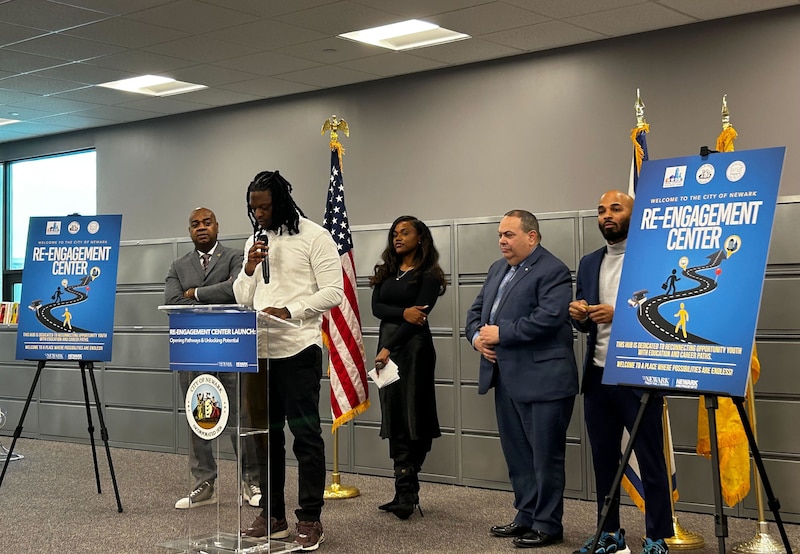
[15,215,122,362]
[604,147,785,397]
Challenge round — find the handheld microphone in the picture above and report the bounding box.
[256,231,270,284]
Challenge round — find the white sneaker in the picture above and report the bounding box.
[175,481,216,509]
[243,483,262,507]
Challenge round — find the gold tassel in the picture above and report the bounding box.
[715,126,738,153]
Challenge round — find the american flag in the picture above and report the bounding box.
[322,145,370,431]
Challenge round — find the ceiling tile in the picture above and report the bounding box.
[349,0,491,18]
[63,16,190,48]
[142,35,258,64]
[208,19,327,49]
[427,2,550,36]
[567,3,696,36]
[33,112,118,128]
[0,50,70,73]
[0,0,108,32]
[85,50,195,74]
[214,52,321,77]
[120,95,215,114]
[7,95,104,113]
[172,87,262,106]
[30,62,137,86]
[0,74,85,96]
[0,90,41,106]
[200,0,341,18]
[337,52,446,76]
[6,33,125,60]
[220,76,319,97]
[46,0,176,16]
[0,104,54,120]
[482,20,605,51]
[410,37,522,65]
[0,22,50,47]
[168,64,262,87]
[658,0,799,19]
[73,104,163,122]
[503,0,647,19]
[124,0,256,34]
[275,37,384,64]
[51,85,145,106]
[275,1,399,35]
[274,64,379,88]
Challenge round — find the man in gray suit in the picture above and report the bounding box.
[165,207,260,509]
[465,210,578,548]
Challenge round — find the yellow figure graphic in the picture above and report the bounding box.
[674,302,689,338]
[63,307,73,331]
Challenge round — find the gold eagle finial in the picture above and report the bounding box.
[634,88,646,128]
[321,115,349,141]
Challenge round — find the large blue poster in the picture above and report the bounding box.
[15,215,122,362]
[604,147,785,397]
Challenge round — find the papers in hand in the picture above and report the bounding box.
[368,359,400,389]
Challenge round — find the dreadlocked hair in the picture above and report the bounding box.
[246,170,305,236]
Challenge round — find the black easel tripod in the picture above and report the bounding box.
[587,391,791,553]
[0,360,123,513]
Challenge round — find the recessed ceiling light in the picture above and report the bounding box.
[339,19,470,51]
[97,75,207,97]
[0,118,21,126]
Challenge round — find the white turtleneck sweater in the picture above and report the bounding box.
[592,239,626,368]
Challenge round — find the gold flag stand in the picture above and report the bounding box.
[663,399,705,550]
[732,374,785,553]
[321,114,360,501]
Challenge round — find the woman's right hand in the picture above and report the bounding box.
[374,348,390,371]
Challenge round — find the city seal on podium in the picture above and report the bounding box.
[185,374,229,440]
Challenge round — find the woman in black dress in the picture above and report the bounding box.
[370,215,447,519]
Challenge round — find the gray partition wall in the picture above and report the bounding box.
[2,198,799,521]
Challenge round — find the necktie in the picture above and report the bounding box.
[201,253,211,273]
[489,265,517,324]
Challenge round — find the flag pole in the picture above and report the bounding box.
[663,399,705,550]
[730,372,785,553]
[322,114,360,500]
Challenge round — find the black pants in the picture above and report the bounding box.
[246,345,325,522]
[583,376,673,540]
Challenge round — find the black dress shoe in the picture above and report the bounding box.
[490,522,532,538]
[513,530,564,548]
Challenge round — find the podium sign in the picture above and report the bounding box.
[167,310,258,373]
[604,147,785,397]
[15,214,122,362]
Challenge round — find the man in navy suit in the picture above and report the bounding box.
[466,209,578,548]
[165,207,261,510]
[569,190,672,554]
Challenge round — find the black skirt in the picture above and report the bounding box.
[378,321,441,440]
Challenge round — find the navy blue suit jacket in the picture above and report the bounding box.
[465,245,578,402]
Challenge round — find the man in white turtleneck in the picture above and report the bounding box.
[569,190,673,554]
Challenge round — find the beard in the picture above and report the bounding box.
[599,219,630,243]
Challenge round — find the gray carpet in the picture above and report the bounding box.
[0,438,796,553]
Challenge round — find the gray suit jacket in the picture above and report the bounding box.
[164,242,243,305]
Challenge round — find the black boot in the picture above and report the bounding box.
[388,465,421,520]
[378,492,398,511]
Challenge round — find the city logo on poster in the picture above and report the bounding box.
[67,221,80,234]
[45,221,61,235]
[185,374,229,440]
[663,165,686,188]
[696,163,715,185]
[726,160,747,182]
[87,220,100,234]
